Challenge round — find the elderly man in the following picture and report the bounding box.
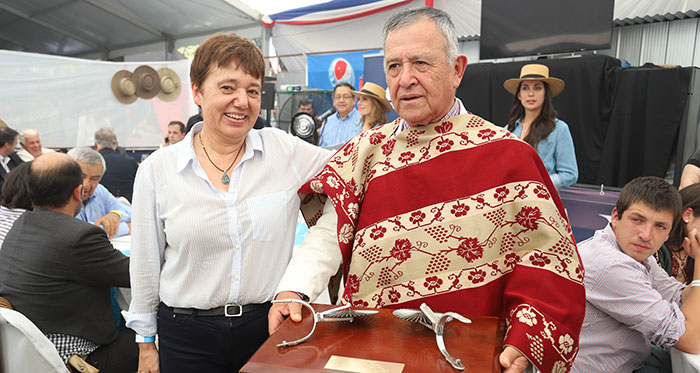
[94,128,138,202]
[16,129,55,161]
[572,176,700,372]
[317,82,362,148]
[269,7,585,373]
[0,152,137,372]
[68,147,131,238]
[0,126,22,189]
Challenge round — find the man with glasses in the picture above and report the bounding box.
[318,82,362,148]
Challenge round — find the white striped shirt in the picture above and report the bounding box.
[0,206,26,250]
[572,224,686,372]
[123,124,332,337]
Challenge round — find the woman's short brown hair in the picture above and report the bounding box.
[190,33,265,89]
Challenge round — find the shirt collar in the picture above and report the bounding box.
[397,98,465,134]
[175,121,264,173]
[334,108,357,120]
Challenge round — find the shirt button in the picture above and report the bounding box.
[234,275,239,281]
[235,245,240,250]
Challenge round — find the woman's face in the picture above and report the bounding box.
[357,95,376,116]
[684,208,700,237]
[517,80,546,113]
[192,63,262,143]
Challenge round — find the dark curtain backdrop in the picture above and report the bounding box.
[457,55,691,187]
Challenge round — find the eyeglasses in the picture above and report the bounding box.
[334,94,354,100]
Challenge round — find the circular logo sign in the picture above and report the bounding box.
[328,58,355,87]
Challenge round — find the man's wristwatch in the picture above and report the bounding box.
[135,335,155,343]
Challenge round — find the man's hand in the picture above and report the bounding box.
[268,291,304,334]
[499,346,529,373]
[95,211,121,238]
[137,342,159,373]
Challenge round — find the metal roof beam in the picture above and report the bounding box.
[0,32,42,53]
[0,2,100,49]
[80,0,163,38]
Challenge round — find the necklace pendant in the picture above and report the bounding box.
[221,173,230,184]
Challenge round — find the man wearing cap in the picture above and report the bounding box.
[270,7,585,373]
[16,129,55,161]
[318,82,362,148]
[94,128,138,202]
[0,126,23,190]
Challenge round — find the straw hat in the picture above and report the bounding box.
[157,67,182,102]
[503,64,565,97]
[133,65,161,99]
[111,70,138,104]
[351,82,392,113]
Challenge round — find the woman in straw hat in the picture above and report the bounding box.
[351,82,393,132]
[124,32,332,373]
[504,64,578,191]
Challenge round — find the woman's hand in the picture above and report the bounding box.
[683,228,700,259]
[137,342,160,373]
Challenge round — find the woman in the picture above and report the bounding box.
[352,82,392,132]
[0,162,31,248]
[657,183,700,284]
[504,64,578,190]
[124,33,332,373]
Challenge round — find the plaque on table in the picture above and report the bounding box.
[242,304,505,372]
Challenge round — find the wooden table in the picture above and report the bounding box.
[242,304,504,372]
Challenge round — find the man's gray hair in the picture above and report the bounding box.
[382,7,458,65]
[94,127,117,149]
[67,147,106,176]
[19,129,39,144]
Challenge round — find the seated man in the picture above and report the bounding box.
[68,147,131,238]
[317,82,362,148]
[94,128,138,202]
[16,129,54,161]
[0,152,137,372]
[0,126,23,189]
[572,176,700,372]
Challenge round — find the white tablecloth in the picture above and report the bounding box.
[111,235,131,310]
[672,347,700,373]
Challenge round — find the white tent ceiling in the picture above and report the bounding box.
[0,0,264,60]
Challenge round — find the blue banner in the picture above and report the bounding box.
[307,49,380,90]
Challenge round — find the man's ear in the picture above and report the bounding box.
[452,55,468,89]
[93,142,98,150]
[72,184,83,203]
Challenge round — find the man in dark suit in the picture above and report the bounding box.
[0,152,137,372]
[0,126,23,189]
[94,128,138,202]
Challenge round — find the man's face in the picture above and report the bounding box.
[77,161,103,201]
[22,133,42,157]
[611,202,674,262]
[0,136,17,157]
[167,124,185,145]
[297,103,314,115]
[384,18,467,126]
[333,86,355,117]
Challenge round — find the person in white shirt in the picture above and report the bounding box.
[16,129,54,162]
[124,32,332,373]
